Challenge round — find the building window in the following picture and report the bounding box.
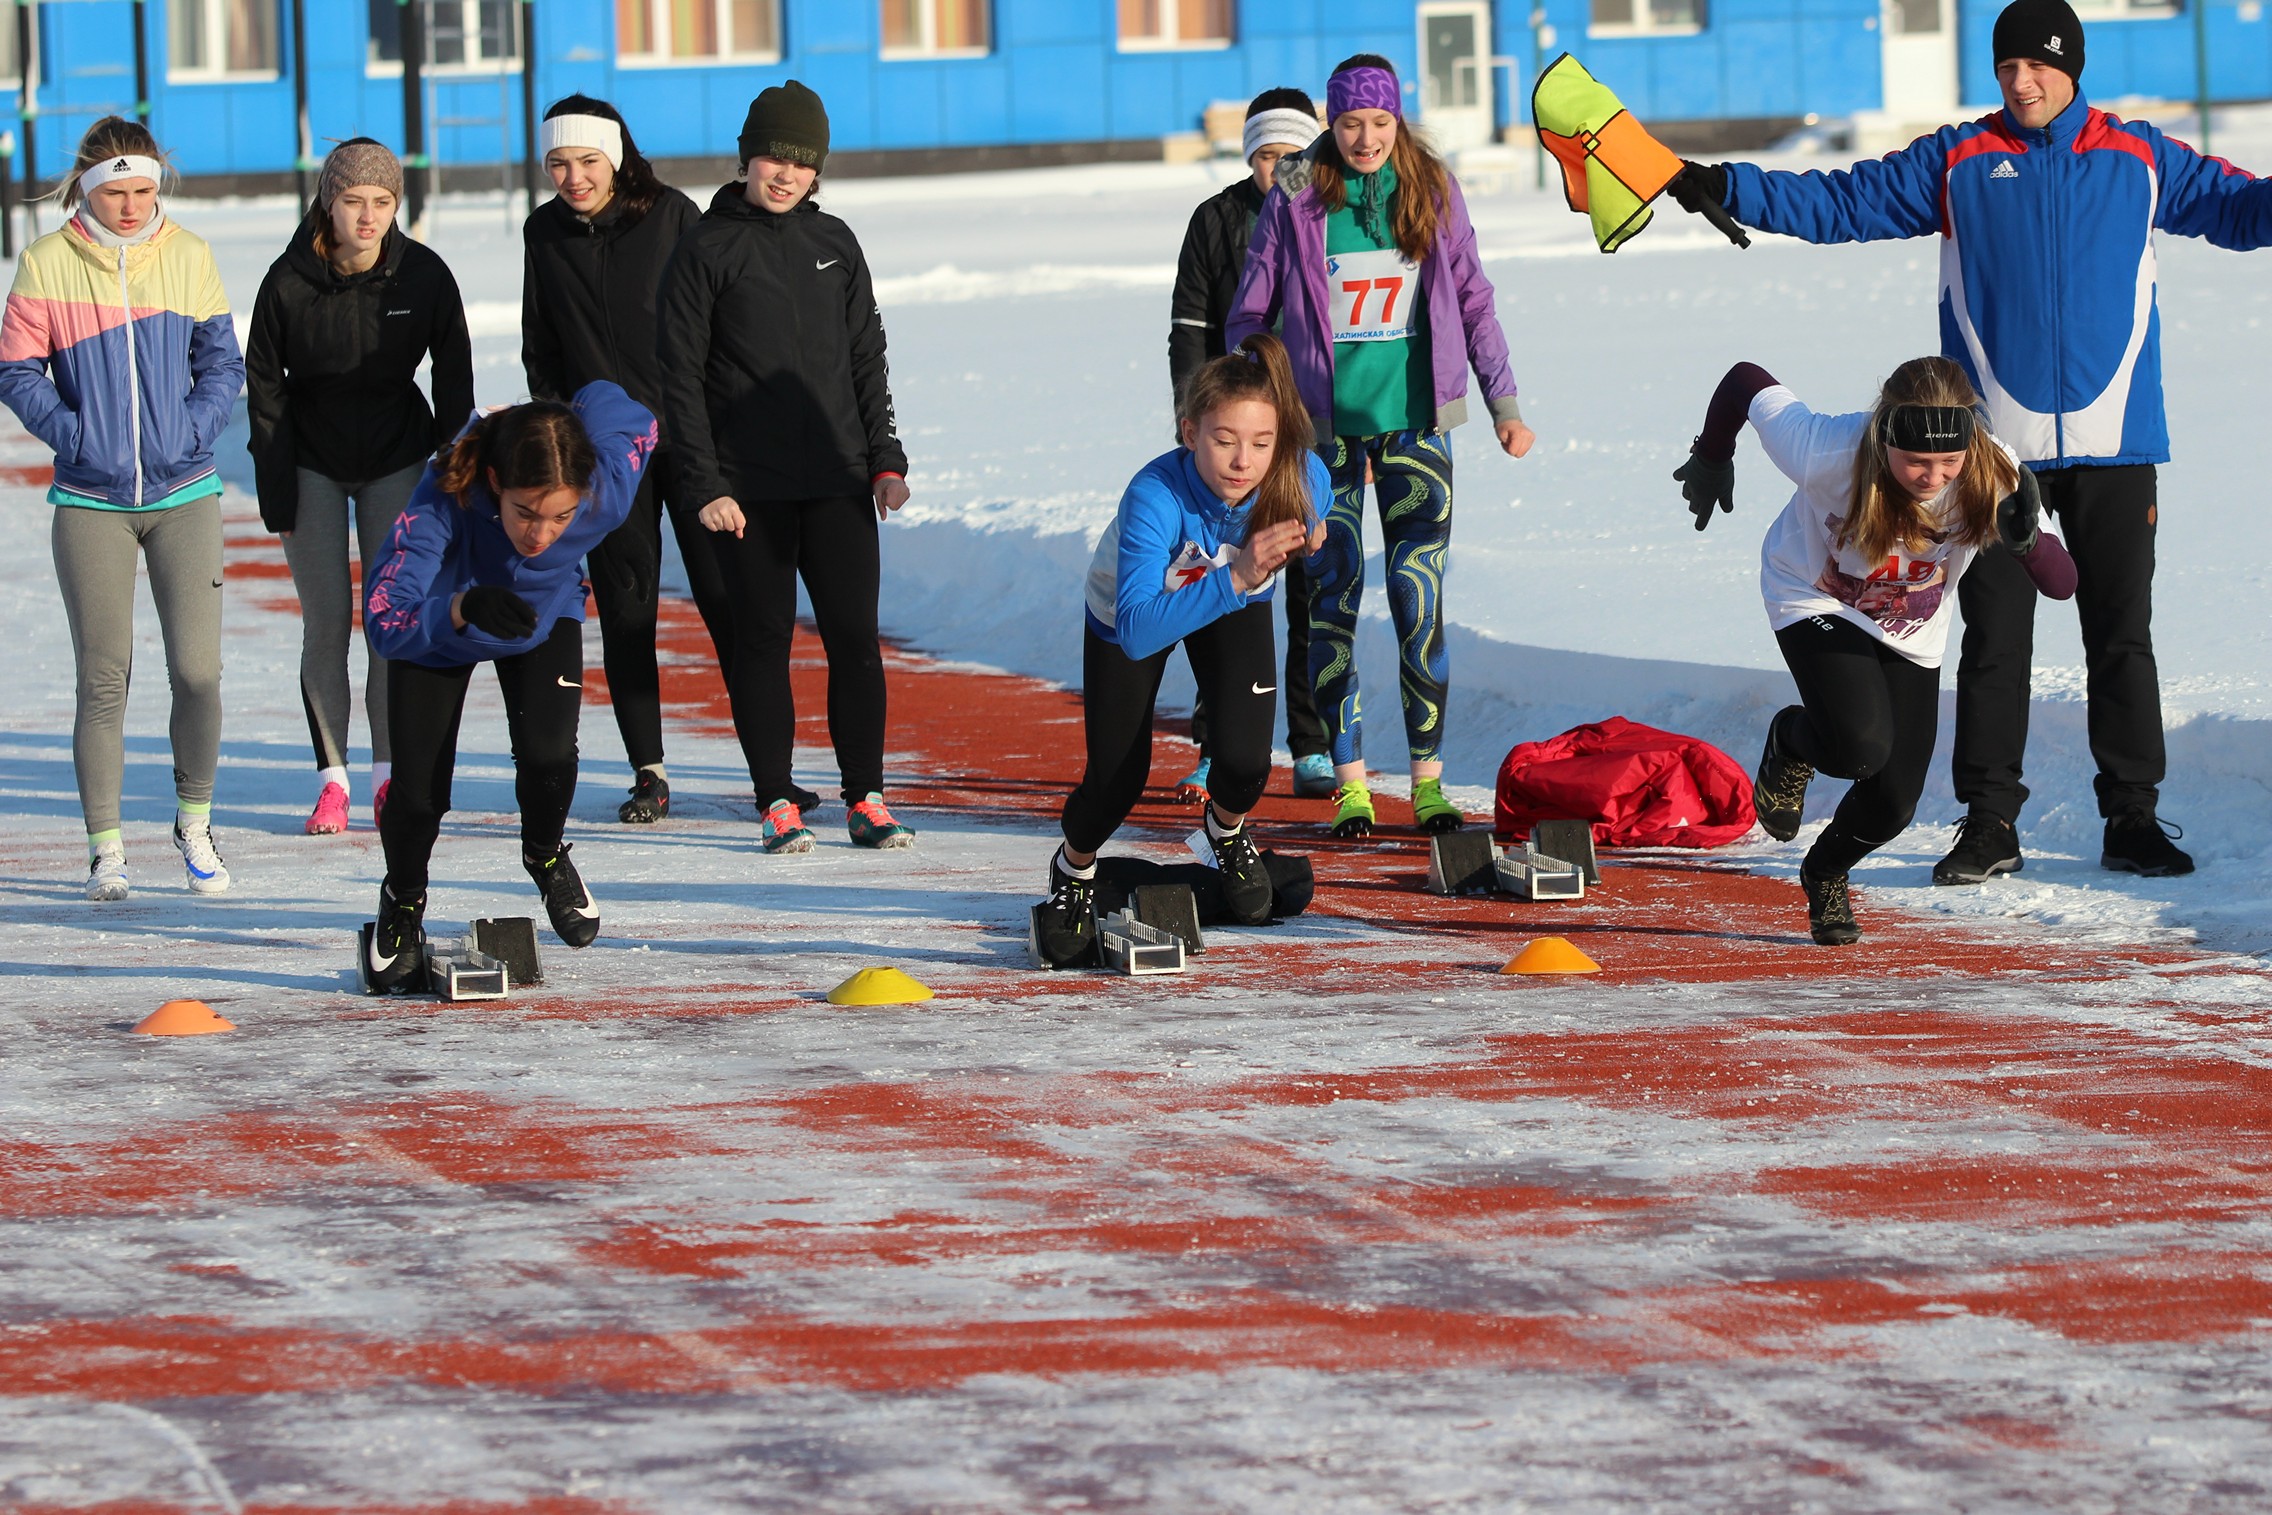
[880,0,989,56]
[620,0,782,61]
[1587,0,1705,34]
[2069,0,2179,17]
[368,0,522,70]
[169,0,278,78]
[1118,0,1232,48]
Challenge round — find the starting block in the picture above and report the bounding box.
[358,917,534,1001]
[1530,819,1601,885]
[1132,883,1205,955]
[1426,830,1499,896]
[1097,910,1189,975]
[426,941,509,1002]
[470,917,543,985]
[1494,845,1587,901]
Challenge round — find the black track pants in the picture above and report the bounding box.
[707,494,885,808]
[1953,462,2163,822]
[1062,601,1278,855]
[381,617,583,895]
[585,447,737,771]
[1775,615,1940,879]
[1190,555,1327,761]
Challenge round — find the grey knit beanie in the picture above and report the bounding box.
[318,138,404,211]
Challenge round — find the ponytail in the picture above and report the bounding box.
[1177,333,1316,541]
[435,401,596,505]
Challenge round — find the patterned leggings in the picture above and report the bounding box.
[1308,429,1454,767]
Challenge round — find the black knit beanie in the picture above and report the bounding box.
[1992,0,2084,81]
[738,81,829,171]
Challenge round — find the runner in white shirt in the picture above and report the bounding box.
[1675,356,2078,945]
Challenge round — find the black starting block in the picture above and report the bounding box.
[357,917,535,1001]
[470,917,542,985]
[1426,830,1499,895]
[1530,820,1601,885]
[1132,883,1204,955]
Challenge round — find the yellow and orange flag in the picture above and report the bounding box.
[1532,53,1688,253]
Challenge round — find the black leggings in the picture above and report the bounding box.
[1062,601,1278,855]
[1775,614,1940,879]
[1189,553,1327,761]
[381,617,583,895]
[707,494,884,808]
[585,447,737,771]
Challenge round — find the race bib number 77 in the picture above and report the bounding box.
[1327,248,1420,343]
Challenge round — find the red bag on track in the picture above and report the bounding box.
[1493,717,1755,848]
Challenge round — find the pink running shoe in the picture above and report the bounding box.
[373,778,391,830]
[306,781,350,835]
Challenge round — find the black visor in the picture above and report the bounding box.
[1878,404,1976,454]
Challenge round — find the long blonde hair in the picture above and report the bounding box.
[1841,356,2013,564]
[1177,333,1316,542]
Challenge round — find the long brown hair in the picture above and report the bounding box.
[1178,333,1316,541]
[56,116,173,208]
[1841,356,2013,564]
[435,401,596,505]
[1309,54,1448,264]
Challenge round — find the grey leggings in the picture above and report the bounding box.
[281,463,421,769]
[51,497,224,835]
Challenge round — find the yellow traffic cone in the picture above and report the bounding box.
[826,966,935,1006]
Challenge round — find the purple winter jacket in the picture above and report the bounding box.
[1224,148,1522,443]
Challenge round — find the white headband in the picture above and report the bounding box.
[541,114,624,171]
[1243,108,1321,165]
[78,154,163,195]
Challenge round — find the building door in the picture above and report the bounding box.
[1417,2,1495,150]
[1880,0,1959,119]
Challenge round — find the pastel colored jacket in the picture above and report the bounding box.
[1726,91,2272,469]
[0,214,244,507]
[364,381,656,669]
[1225,148,1521,441]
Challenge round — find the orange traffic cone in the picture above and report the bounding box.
[132,999,236,1036]
[1501,937,1601,975]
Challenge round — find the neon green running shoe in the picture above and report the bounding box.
[1411,777,1465,834]
[1330,780,1375,838]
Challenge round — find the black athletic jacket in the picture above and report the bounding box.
[521,185,699,424]
[1168,177,1267,405]
[244,214,474,532]
[656,185,906,506]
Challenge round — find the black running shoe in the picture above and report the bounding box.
[1933,813,2024,885]
[2102,811,2195,878]
[618,770,670,824]
[1034,851,1099,969]
[524,843,601,948]
[363,880,428,993]
[1801,865,1860,946]
[1753,706,1814,843]
[1208,813,1274,926]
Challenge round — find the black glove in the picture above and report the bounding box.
[1667,161,1730,216]
[1996,464,2042,555]
[1674,445,1735,531]
[459,586,539,640]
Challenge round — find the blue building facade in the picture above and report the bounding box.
[9,1,2272,185]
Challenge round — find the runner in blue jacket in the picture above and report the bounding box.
[1668,0,2272,883]
[1033,335,1326,967]
[358,380,655,989]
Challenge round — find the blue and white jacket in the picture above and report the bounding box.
[1726,92,2272,469]
[1083,447,1330,661]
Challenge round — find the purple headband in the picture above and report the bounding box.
[1327,66,1402,122]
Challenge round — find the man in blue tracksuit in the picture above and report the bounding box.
[1670,0,2272,882]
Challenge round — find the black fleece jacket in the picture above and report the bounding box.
[1169,176,1267,404]
[244,214,473,532]
[656,185,906,506]
[521,186,699,422]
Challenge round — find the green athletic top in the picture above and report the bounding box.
[1326,159,1433,440]
[50,473,224,512]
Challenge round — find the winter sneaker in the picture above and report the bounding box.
[1411,777,1464,834]
[1292,753,1338,798]
[363,880,428,994]
[761,798,815,855]
[373,778,392,830]
[1173,757,1212,803]
[618,769,670,824]
[1208,811,1274,925]
[848,792,915,849]
[306,782,350,836]
[1801,865,1861,947]
[1330,780,1376,838]
[524,842,601,948]
[173,817,231,895]
[85,842,129,903]
[1033,850,1100,969]
[1933,813,2024,886]
[1753,707,1814,843]
[2101,811,2195,878]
